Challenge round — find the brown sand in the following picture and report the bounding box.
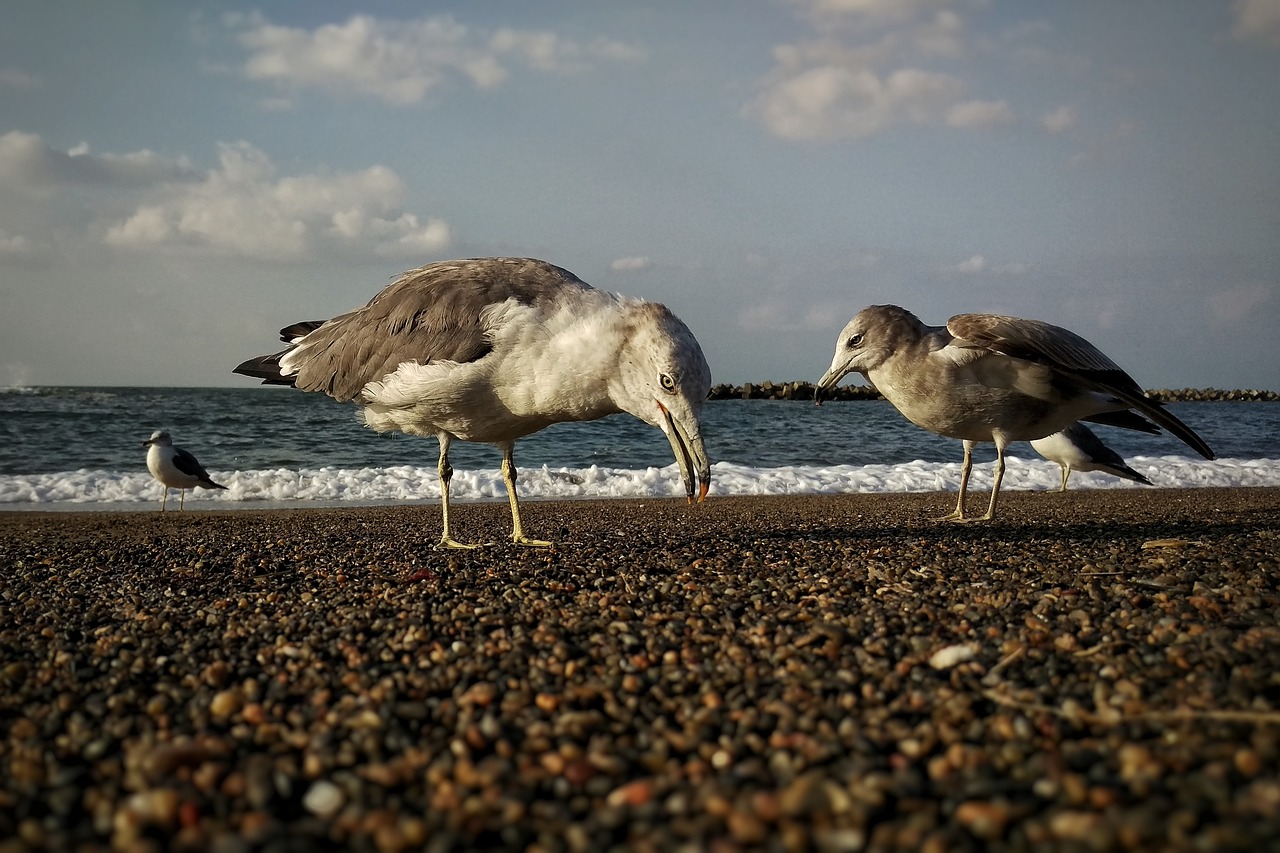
[2,488,1279,850]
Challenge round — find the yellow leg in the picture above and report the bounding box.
[160,487,168,512]
[502,444,552,547]
[179,489,186,511]
[437,434,480,549]
[1059,465,1070,492]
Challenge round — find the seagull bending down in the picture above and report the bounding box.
[1031,422,1153,492]
[816,305,1212,521]
[142,430,227,511]
[233,257,712,548]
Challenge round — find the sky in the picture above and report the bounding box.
[2,1,1278,390]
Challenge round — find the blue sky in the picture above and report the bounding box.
[2,1,1278,389]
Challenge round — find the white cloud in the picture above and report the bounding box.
[227,12,643,105]
[943,254,1028,275]
[1207,283,1272,325]
[0,68,40,90]
[737,296,839,332]
[945,98,1015,129]
[787,0,952,30]
[0,228,34,254]
[948,254,987,273]
[1041,105,1078,134]
[611,255,652,272]
[747,3,1012,141]
[1232,0,1280,46]
[103,141,453,259]
[0,131,194,191]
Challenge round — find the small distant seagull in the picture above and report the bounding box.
[1030,422,1153,492]
[233,257,711,548]
[141,430,227,511]
[816,305,1212,521]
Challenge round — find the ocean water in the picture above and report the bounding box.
[1,386,1278,509]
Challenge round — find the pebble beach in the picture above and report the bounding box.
[2,488,1279,852]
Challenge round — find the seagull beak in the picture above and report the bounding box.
[814,361,850,408]
[657,401,710,503]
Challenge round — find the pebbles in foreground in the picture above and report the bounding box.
[1,488,1279,851]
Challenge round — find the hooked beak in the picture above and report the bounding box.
[657,401,710,503]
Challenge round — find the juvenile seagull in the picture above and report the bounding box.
[816,305,1213,521]
[233,257,711,548]
[142,430,227,511]
[1031,422,1153,492]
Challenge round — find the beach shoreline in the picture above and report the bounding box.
[3,488,1279,849]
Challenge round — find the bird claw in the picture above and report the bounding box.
[440,537,483,550]
[512,536,554,548]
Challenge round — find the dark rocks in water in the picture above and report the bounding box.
[710,383,1278,403]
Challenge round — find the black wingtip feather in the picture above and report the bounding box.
[232,352,296,387]
[279,320,327,344]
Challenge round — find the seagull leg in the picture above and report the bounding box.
[1060,465,1070,493]
[501,443,552,547]
[935,441,976,521]
[966,436,1009,522]
[179,489,186,511]
[160,487,168,513]
[437,434,480,549]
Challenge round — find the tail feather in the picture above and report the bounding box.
[1099,462,1153,486]
[1082,410,1161,435]
[232,352,296,387]
[1074,378,1215,460]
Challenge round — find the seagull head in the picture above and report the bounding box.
[815,305,917,403]
[613,302,712,502]
[142,430,173,448]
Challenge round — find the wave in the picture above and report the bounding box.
[2,456,1279,509]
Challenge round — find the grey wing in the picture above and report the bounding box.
[172,447,212,480]
[287,258,593,402]
[949,313,1215,460]
[946,313,1143,395]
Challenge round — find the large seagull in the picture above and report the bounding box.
[234,257,711,547]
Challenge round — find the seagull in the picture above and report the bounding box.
[816,305,1213,521]
[1030,422,1154,491]
[142,430,227,511]
[233,257,712,548]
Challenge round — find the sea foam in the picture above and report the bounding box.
[2,457,1278,510]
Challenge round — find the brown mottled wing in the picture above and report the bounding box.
[290,258,593,402]
[947,313,1215,459]
[946,313,1142,395]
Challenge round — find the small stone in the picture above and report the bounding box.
[304,780,346,818]
[209,689,242,720]
[955,800,1011,840]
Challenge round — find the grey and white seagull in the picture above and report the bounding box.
[142,430,227,511]
[815,305,1212,521]
[233,257,712,548]
[1030,422,1153,492]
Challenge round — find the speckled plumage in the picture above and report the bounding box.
[816,304,1211,521]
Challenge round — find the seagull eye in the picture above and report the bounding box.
[846,334,863,349]
[659,372,677,393]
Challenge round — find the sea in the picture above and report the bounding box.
[2,386,1279,510]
